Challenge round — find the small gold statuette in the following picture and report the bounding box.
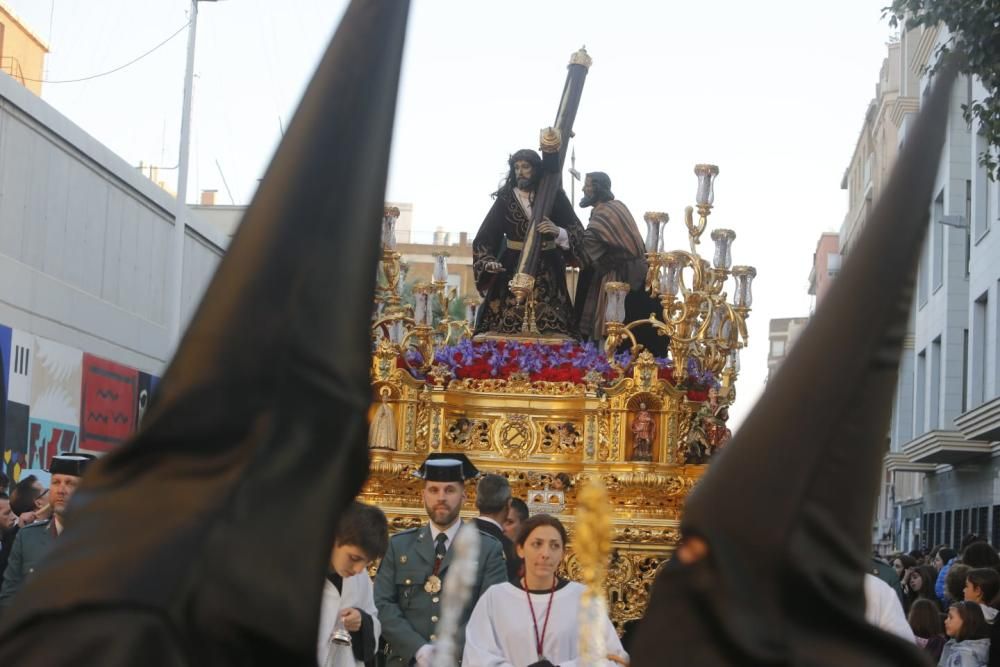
[424,575,442,594]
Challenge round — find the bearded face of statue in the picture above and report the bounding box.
[580,175,596,208]
[514,160,534,190]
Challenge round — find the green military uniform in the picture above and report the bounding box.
[0,520,56,607]
[374,521,507,665]
[0,454,96,608]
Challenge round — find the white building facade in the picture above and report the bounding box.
[879,25,1000,554]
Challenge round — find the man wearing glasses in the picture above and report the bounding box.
[0,454,94,606]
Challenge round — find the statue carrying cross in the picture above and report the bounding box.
[471,48,593,339]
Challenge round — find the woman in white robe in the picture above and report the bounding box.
[463,514,627,667]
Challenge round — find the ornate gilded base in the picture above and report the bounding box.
[366,351,710,629]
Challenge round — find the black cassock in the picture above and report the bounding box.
[472,187,584,337]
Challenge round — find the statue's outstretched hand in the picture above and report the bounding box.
[484,260,504,273]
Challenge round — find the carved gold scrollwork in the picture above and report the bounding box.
[446,417,491,450]
[414,389,431,453]
[540,421,582,454]
[492,414,536,459]
[403,403,417,453]
[584,413,597,459]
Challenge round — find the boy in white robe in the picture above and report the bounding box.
[318,502,388,667]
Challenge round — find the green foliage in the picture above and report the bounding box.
[885,0,1000,178]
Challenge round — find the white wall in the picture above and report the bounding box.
[0,70,226,374]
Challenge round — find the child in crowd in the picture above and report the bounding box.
[939,601,991,667]
[908,598,947,663]
[964,569,1000,623]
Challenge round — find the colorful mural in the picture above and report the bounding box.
[80,354,138,454]
[0,323,159,483]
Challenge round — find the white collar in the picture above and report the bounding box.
[477,516,503,531]
[430,519,462,547]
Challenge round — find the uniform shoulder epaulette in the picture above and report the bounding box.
[21,519,51,530]
[390,526,420,539]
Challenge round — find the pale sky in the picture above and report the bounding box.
[6,0,897,430]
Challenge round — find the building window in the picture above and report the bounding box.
[966,180,973,276]
[930,337,941,430]
[972,292,988,408]
[936,511,943,546]
[963,329,970,412]
[933,191,944,291]
[975,135,992,241]
[918,234,929,307]
[916,349,927,435]
[993,506,1000,548]
[978,506,989,539]
[944,511,953,549]
[996,282,1000,400]
[770,340,785,357]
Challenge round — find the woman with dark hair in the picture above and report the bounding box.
[908,598,947,662]
[939,601,991,666]
[938,548,960,571]
[962,543,1000,570]
[938,548,962,604]
[895,554,918,581]
[910,565,944,608]
[463,514,626,667]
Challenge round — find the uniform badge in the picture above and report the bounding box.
[424,574,442,594]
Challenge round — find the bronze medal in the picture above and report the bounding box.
[424,575,442,594]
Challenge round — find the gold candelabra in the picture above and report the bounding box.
[604,165,756,394]
[372,208,479,373]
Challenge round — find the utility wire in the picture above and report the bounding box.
[20,20,192,84]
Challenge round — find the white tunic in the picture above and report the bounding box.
[862,574,915,643]
[317,573,381,667]
[462,581,626,667]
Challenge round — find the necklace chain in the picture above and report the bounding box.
[524,577,557,661]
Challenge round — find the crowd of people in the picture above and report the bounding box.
[21,449,1000,667]
[870,537,1000,666]
[0,452,621,667]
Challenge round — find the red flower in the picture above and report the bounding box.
[686,389,709,402]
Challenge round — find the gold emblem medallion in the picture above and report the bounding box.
[424,575,442,594]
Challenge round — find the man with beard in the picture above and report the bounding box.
[473,149,585,338]
[374,454,506,667]
[575,171,668,357]
[0,454,94,606]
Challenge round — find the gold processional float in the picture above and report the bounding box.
[362,51,756,632]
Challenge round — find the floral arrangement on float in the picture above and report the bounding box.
[398,339,719,400]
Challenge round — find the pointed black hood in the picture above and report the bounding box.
[0,1,409,664]
[632,59,959,666]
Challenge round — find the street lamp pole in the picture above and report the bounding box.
[168,0,203,350]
